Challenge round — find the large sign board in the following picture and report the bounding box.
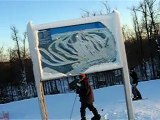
[27,10,134,120]
[38,22,120,80]
[28,12,123,81]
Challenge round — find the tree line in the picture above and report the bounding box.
[124,0,160,80]
[0,0,160,103]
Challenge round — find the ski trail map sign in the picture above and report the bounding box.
[38,22,118,80]
[27,10,134,120]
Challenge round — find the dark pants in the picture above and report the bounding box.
[132,84,142,99]
[80,102,99,119]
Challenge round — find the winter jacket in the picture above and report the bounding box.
[130,71,138,85]
[76,77,94,104]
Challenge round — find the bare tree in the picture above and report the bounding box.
[138,0,160,78]
[81,0,112,18]
[81,9,91,18]
[130,6,149,79]
[10,26,23,69]
[10,26,28,98]
[0,46,5,62]
[122,25,136,41]
[22,32,27,58]
[101,1,111,14]
[128,0,160,79]
[145,0,159,34]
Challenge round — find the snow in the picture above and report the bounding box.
[0,79,160,120]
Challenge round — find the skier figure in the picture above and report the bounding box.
[76,74,101,120]
[130,69,142,100]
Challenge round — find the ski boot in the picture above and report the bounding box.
[81,116,86,120]
[91,114,101,120]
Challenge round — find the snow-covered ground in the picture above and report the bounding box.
[0,79,160,120]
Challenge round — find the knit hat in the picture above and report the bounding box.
[79,74,86,78]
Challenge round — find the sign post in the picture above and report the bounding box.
[114,11,134,120]
[27,22,48,120]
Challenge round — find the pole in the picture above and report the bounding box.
[70,94,77,120]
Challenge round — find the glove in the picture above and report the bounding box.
[76,83,81,87]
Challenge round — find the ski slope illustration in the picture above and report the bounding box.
[38,23,117,78]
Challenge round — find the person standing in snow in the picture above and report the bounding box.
[76,74,101,120]
[130,69,142,100]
